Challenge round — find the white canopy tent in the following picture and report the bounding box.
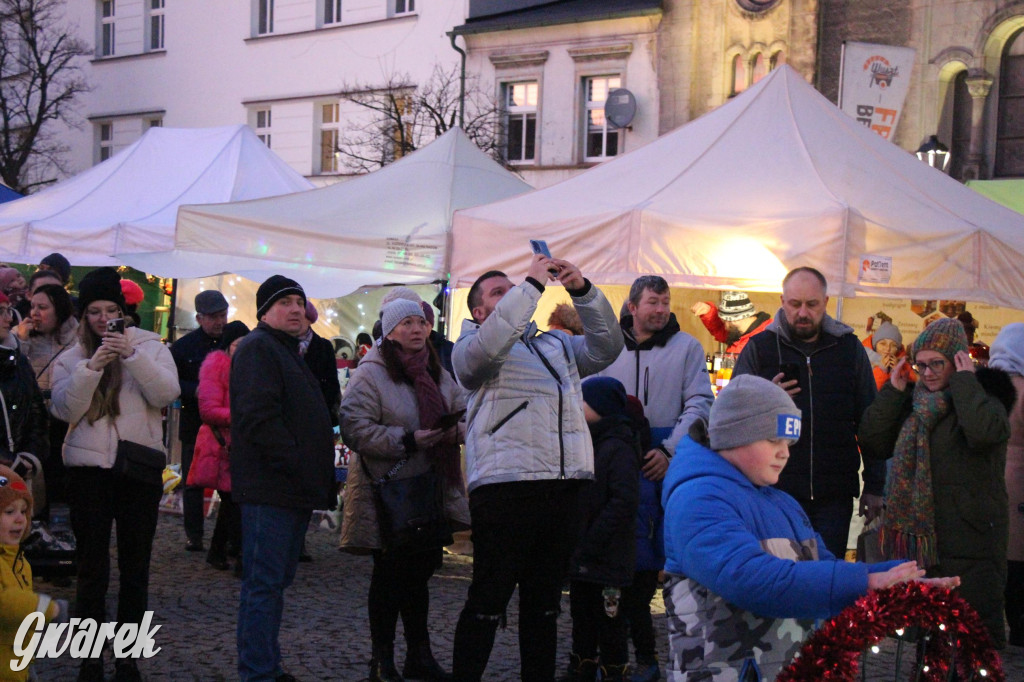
[0,125,313,267]
[120,128,533,298]
[451,65,1024,310]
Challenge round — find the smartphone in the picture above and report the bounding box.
[435,409,466,430]
[106,318,125,334]
[779,362,801,386]
[529,239,553,258]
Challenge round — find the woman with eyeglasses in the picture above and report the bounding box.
[859,316,1014,649]
[49,268,179,682]
[0,291,48,510]
[14,283,77,512]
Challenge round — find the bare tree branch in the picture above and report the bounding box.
[0,0,91,194]
[335,63,510,174]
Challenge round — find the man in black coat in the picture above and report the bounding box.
[170,289,229,551]
[230,275,335,682]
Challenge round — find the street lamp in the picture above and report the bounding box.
[915,135,950,172]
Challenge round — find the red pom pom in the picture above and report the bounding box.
[120,279,145,306]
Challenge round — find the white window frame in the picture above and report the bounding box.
[257,0,274,35]
[98,123,114,161]
[254,109,272,148]
[393,0,415,16]
[319,102,341,174]
[582,75,622,162]
[100,0,116,57]
[146,117,163,129]
[322,0,342,26]
[502,81,538,165]
[148,0,165,51]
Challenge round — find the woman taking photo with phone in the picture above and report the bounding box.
[50,267,179,682]
[340,298,469,682]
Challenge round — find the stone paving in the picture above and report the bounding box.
[28,512,1024,681]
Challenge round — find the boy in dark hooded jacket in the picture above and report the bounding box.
[564,377,640,682]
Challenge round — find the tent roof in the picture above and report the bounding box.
[120,128,532,298]
[967,179,1024,214]
[0,125,312,267]
[451,65,1024,309]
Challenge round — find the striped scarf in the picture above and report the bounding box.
[879,382,951,568]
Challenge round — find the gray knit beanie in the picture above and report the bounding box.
[380,286,423,311]
[709,375,802,451]
[872,321,902,349]
[381,299,425,338]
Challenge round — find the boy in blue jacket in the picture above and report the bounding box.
[661,375,958,681]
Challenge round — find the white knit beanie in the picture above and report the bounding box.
[709,375,802,451]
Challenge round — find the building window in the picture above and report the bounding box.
[255,109,272,148]
[100,0,115,57]
[148,0,165,50]
[583,75,621,161]
[98,123,113,161]
[320,103,340,173]
[503,81,537,164]
[751,53,767,85]
[731,54,747,95]
[394,0,414,14]
[257,0,274,35]
[146,117,163,129]
[323,0,342,25]
[770,50,786,71]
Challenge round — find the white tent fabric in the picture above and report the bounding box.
[0,125,313,267]
[120,128,532,298]
[451,65,1024,310]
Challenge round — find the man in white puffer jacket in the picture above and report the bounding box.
[451,254,622,682]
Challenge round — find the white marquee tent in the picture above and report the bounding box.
[0,125,313,267]
[451,65,1024,310]
[120,128,533,298]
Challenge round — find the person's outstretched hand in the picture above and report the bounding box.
[867,561,925,590]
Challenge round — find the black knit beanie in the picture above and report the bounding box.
[256,275,304,320]
[77,268,126,317]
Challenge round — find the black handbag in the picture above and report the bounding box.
[361,455,452,553]
[112,423,165,488]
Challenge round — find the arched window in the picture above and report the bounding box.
[770,50,786,71]
[732,54,747,95]
[751,53,767,84]
[996,28,1024,176]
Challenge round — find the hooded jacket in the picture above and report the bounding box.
[598,313,713,456]
[858,367,1013,648]
[452,280,622,493]
[49,327,179,469]
[192,350,233,491]
[568,415,639,587]
[0,545,57,682]
[339,343,469,553]
[661,435,901,681]
[229,323,336,510]
[733,310,880,500]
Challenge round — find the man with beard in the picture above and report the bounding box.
[598,275,713,681]
[733,267,882,559]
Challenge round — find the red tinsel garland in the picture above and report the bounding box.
[777,582,1004,681]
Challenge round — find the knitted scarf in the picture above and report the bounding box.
[396,345,463,488]
[880,382,951,567]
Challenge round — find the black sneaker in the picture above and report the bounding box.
[185,538,204,552]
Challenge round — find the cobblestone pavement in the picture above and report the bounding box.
[29,513,1024,681]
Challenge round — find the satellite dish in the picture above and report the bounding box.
[605,88,637,129]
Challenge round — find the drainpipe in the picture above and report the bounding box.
[448,31,466,129]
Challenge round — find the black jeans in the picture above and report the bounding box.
[208,490,242,562]
[368,548,442,650]
[569,581,628,667]
[1007,560,1024,646]
[180,439,206,543]
[452,482,580,682]
[68,466,162,624]
[621,569,659,663]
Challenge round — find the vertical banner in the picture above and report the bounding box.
[839,41,916,141]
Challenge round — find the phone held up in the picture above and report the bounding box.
[779,361,801,387]
[106,318,125,334]
[529,239,560,276]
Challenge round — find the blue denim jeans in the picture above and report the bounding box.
[237,504,311,681]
